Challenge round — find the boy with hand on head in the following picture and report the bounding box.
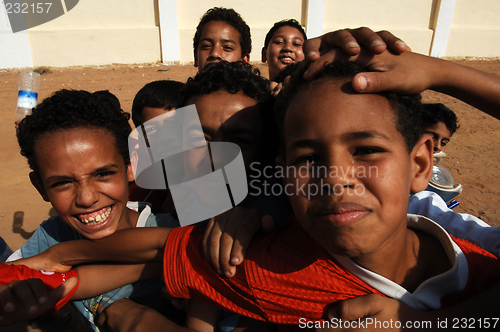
[16,51,500,328]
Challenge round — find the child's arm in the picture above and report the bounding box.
[72,263,163,300]
[302,32,500,116]
[12,227,172,272]
[348,50,500,117]
[98,298,198,332]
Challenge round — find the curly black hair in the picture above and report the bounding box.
[264,19,307,49]
[274,61,423,153]
[17,89,132,175]
[421,103,459,135]
[180,61,270,106]
[132,80,184,127]
[193,7,251,57]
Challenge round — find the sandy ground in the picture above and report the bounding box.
[1,59,500,331]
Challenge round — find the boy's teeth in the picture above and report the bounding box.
[78,207,112,225]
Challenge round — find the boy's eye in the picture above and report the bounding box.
[223,45,234,51]
[189,135,209,144]
[200,43,212,50]
[228,136,251,145]
[144,126,157,136]
[293,42,303,47]
[96,171,116,178]
[441,140,449,146]
[353,147,384,156]
[293,154,318,165]
[51,180,71,188]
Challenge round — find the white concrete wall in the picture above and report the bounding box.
[1,0,499,69]
[322,0,435,55]
[447,0,500,58]
[26,0,161,67]
[0,0,33,69]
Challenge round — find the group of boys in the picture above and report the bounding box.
[2,6,500,332]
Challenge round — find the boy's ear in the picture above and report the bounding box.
[410,135,434,193]
[126,163,135,183]
[261,47,267,63]
[242,54,250,63]
[30,172,50,202]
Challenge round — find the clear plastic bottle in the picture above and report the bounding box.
[16,71,41,121]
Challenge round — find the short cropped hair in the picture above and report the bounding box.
[274,61,422,153]
[264,19,307,49]
[17,89,132,175]
[180,61,269,106]
[420,103,459,135]
[92,90,121,110]
[193,7,252,57]
[132,80,184,127]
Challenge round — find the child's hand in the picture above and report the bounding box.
[0,277,77,326]
[303,27,410,79]
[10,251,72,273]
[317,294,427,332]
[203,206,276,277]
[347,50,435,95]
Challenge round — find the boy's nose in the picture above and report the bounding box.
[75,183,99,207]
[210,46,223,59]
[320,157,359,195]
[281,43,292,52]
[433,140,441,152]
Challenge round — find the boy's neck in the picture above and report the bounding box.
[351,226,451,293]
[117,207,141,230]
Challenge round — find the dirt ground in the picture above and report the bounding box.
[1,58,500,330]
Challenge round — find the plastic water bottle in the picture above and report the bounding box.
[16,71,40,121]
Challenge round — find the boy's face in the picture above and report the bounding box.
[423,122,452,153]
[185,90,263,178]
[277,80,432,259]
[31,127,135,240]
[262,26,305,80]
[195,21,249,72]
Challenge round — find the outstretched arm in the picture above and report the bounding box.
[347,50,500,118]
[12,227,172,273]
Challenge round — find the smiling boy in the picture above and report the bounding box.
[261,19,306,81]
[9,90,179,331]
[193,7,251,72]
